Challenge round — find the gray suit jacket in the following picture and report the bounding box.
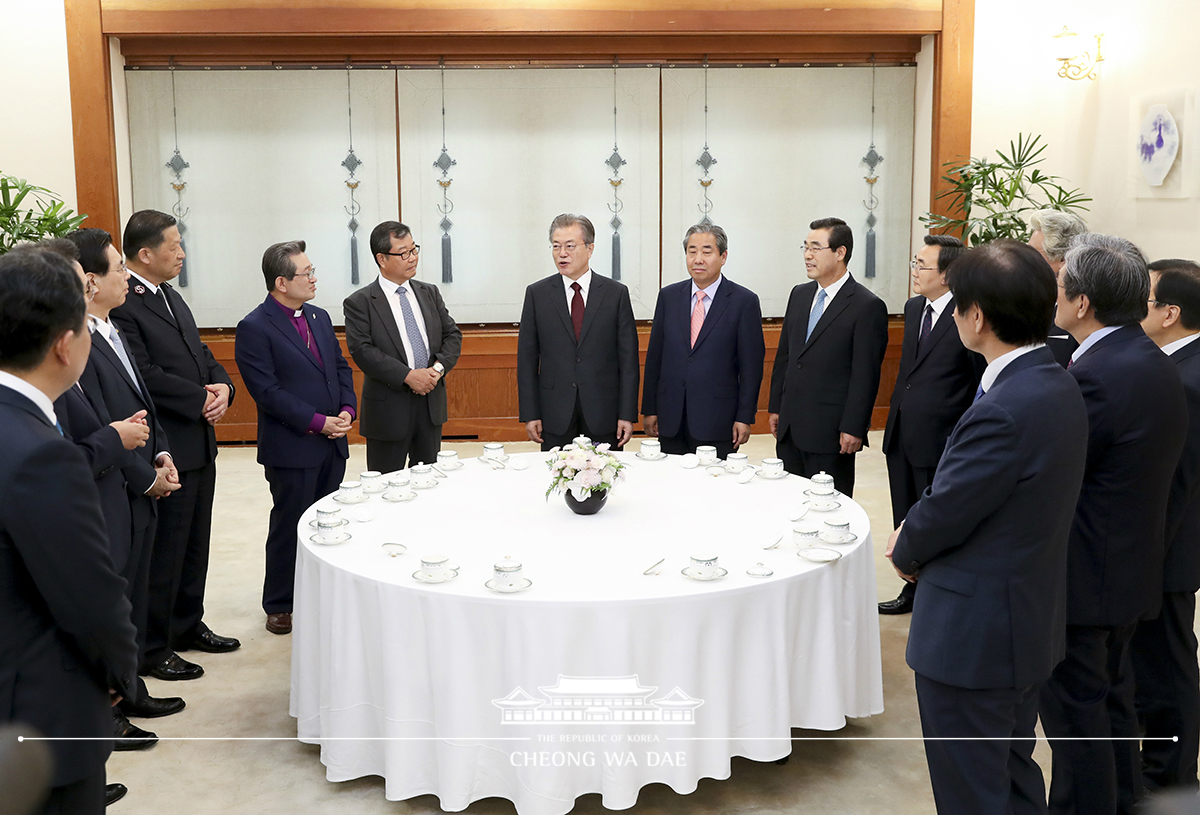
[344,277,462,440]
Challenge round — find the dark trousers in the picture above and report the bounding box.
[365,407,440,473]
[658,404,735,458]
[776,429,856,497]
[1131,591,1200,791]
[124,511,155,700]
[145,460,216,666]
[915,673,1046,815]
[40,767,105,815]
[1039,622,1140,815]
[541,395,621,452]
[886,446,936,601]
[263,451,346,614]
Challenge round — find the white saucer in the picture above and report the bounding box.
[797,547,842,563]
[310,532,351,545]
[759,471,789,480]
[381,542,407,557]
[746,564,774,578]
[636,451,667,461]
[412,480,439,490]
[332,493,368,504]
[482,454,509,463]
[803,488,839,499]
[308,517,348,529]
[382,490,417,503]
[412,569,459,584]
[437,461,464,471]
[362,485,387,494]
[682,566,728,581]
[819,531,858,545]
[508,457,529,471]
[679,453,699,469]
[805,499,842,512]
[486,577,533,593]
[705,465,727,477]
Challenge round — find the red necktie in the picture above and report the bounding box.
[571,282,584,341]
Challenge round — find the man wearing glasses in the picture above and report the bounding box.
[344,221,462,473]
[767,216,888,496]
[236,241,356,635]
[517,213,639,450]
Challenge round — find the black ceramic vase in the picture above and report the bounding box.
[564,489,608,515]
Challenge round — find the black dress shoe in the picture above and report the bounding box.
[143,653,204,681]
[878,592,915,615]
[176,627,241,654]
[105,783,128,806]
[119,694,185,718]
[113,710,158,751]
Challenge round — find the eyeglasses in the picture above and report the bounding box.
[293,268,317,280]
[803,243,833,254]
[1148,299,1175,308]
[910,259,938,273]
[108,261,129,275]
[550,242,591,253]
[381,245,421,261]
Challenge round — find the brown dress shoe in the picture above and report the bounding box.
[266,612,292,635]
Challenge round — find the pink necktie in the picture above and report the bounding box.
[690,290,707,348]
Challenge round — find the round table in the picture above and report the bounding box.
[290,452,883,815]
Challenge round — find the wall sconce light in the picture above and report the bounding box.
[1054,26,1104,80]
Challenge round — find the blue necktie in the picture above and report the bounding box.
[973,384,985,403]
[110,324,142,393]
[396,286,429,369]
[55,418,64,436]
[806,288,827,342]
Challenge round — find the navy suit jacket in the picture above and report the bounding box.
[641,277,765,441]
[1164,338,1200,593]
[882,295,984,468]
[893,347,1088,689]
[517,272,640,437]
[235,296,357,469]
[0,386,137,786]
[768,274,889,452]
[1067,324,1187,626]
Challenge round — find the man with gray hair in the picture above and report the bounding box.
[1039,233,1188,815]
[235,241,356,635]
[1030,209,1089,368]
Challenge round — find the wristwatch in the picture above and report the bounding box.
[432,362,445,376]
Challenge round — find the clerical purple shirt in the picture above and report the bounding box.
[270,297,355,434]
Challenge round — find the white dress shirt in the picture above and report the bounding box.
[1162,332,1200,356]
[128,270,175,319]
[379,274,432,369]
[980,343,1046,394]
[0,371,57,427]
[691,275,723,315]
[1069,325,1121,366]
[562,269,594,311]
[924,289,954,324]
[811,270,851,315]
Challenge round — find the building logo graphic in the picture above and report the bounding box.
[493,675,703,725]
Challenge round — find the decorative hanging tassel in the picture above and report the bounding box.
[611,231,621,281]
[442,232,453,284]
[865,228,877,279]
[349,232,359,285]
[176,221,189,287]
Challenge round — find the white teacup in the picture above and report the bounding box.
[420,554,454,580]
[725,452,749,473]
[696,445,718,466]
[387,474,411,490]
[316,519,343,543]
[493,557,523,589]
[482,442,505,461]
[823,514,852,542]
[573,436,592,447]
[793,521,821,544]
[762,457,785,477]
[315,507,341,523]
[411,464,436,489]
[338,481,363,502]
[436,450,460,469]
[689,554,720,578]
[641,438,662,457]
[359,471,384,493]
[810,471,836,495]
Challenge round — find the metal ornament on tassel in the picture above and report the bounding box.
[861,56,884,280]
[606,59,626,281]
[342,60,363,286]
[166,60,191,287]
[696,57,717,227]
[434,59,457,285]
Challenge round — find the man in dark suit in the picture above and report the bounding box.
[1029,209,1088,368]
[344,221,461,473]
[237,241,357,636]
[1039,234,1187,815]
[878,234,983,615]
[641,224,764,457]
[0,247,139,815]
[1132,258,1200,792]
[768,217,888,496]
[518,213,640,450]
[887,240,1088,815]
[111,210,240,683]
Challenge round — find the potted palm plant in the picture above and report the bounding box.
[0,172,87,254]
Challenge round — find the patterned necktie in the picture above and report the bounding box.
[396,286,429,369]
[806,288,827,342]
[570,282,584,341]
[110,323,141,391]
[156,285,176,324]
[690,290,707,348]
[917,304,934,352]
[973,383,985,403]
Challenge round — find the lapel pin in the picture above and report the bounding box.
[134,284,146,294]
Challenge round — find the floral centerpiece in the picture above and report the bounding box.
[546,441,626,515]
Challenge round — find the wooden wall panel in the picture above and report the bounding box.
[929,0,974,223]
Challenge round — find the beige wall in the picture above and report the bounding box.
[971,0,1200,261]
[0,0,77,210]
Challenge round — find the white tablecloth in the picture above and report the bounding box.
[290,452,883,815]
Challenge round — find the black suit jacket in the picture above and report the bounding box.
[893,347,1088,689]
[768,274,889,452]
[0,386,137,786]
[1067,324,1187,626]
[641,277,765,440]
[517,272,640,437]
[343,277,461,440]
[236,296,357,469]
[110,279,234,472]
[882,295,984,468]
[1163,339,1200,592]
